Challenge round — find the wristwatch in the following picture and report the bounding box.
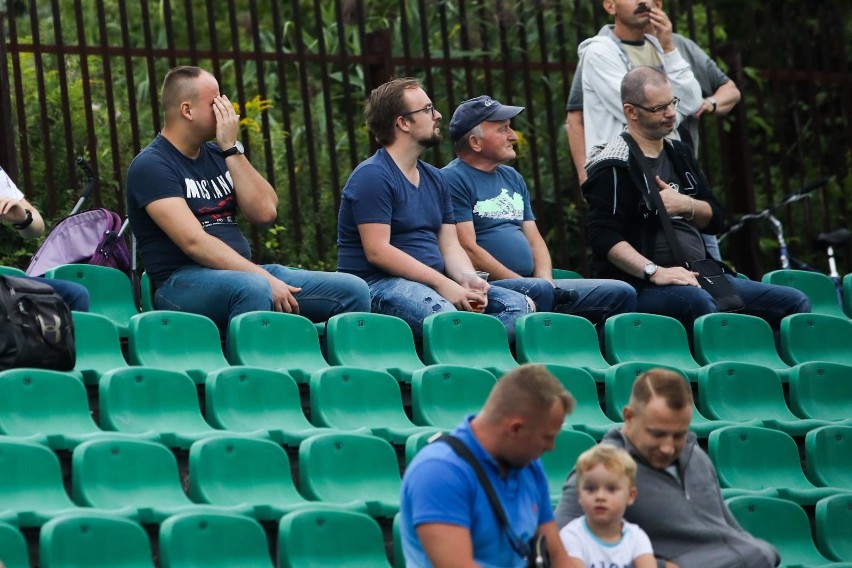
[12,208,33,230]
[705,97,717,114]
[643,262,658,282]
[221,140,245,158]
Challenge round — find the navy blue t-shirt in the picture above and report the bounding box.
[337,149,455,281]
[443,158,536,277]
[126,134,251,287]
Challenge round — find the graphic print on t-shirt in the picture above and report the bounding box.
[473,188,524,221]
[184,171,236,228]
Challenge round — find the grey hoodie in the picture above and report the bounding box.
[554,428,779,568]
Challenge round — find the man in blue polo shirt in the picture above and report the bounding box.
[400,364,575,567]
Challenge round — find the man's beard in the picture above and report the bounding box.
[419,129,443,149]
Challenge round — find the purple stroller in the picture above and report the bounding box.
[26,158,132,277]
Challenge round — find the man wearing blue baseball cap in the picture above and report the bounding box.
[443,95,636,326]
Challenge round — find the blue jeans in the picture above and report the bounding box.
[32,276,90,312]
[155,264,371,330]
[636,274,811,338]
[367,276,533,340]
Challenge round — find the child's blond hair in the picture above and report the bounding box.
[575,444,638,487]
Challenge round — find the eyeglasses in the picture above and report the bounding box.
[627,97,680,114]
[401,104,437,119]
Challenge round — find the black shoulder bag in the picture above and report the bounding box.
[622,133,744,312]
[439,434,551,568]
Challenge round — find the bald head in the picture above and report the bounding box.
[621,65,669,106]
[627,368,692,415]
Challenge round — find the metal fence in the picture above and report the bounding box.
[1,0,849,277]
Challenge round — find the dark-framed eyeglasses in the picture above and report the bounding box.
[401,104,437,119]
[627,97,680,114]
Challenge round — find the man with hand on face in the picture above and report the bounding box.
[126,66,369,331]
[337,78,532,339]
[554,368,780,568]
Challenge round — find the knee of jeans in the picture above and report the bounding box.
[237,273,274,304]
[345,277,371,312]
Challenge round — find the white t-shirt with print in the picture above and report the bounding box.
[560,515,654,568]
[0,167,24,200]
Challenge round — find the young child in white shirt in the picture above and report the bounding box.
[559,444,656,568]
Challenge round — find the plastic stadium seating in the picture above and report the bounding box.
[227,311,329,384]
[815,494,852,562]
[326,312,425,383]
[540,430,596,506]
[140,271,154,312]
[708,425,840,505]
[0,522,30,568]
[298,432,401,518]
[99,367,252,449]
[410,364,496,429]
[422,311,518,378]
[39,512,154,567]
[515,313,611,382]
[128,310,230,384]
[0,368,155,450]
[762,269,847,318]
[692,313,792,380]
[393,513,404,568]
[71,438,251,524]
[310,366,438,445]
[404,430,444,466]
[159,511,274,568]
[0,438,117,527]
[205,366,346,446]
[603,361,741,438]
[697,361,830,437]
[788,361,852,424]
[604,313,702,380]
[552,268,583,280]
[780,313,852,366]
[545,364,619,440]
[805,425,852,490]
[0,266,26,276]
[844,273,852,318]
[45,264,139,336]
[278,508,393,568]
[71,311,129,385]
[726,495,851,568]
[189,436,361,521]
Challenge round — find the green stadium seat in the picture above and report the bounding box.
[604,313,701,381]
[698,361,830,437]
[189,436,363,521]
[0,266,26,276]
[0,438,120,527]
[804,425,852,490]
[788,361,852,424]
[545,364,619,440]
[227,311,329,384]
[780,313,852,366]
[404,430,444,466]
[326,312,425,383]
[205,366,349,446]
[100,367,253,449]
[0,368,155,450]
[393,513,404,568]
[552,268,583,280]
[71,311,129,385]
[45,264,138,336]
[815,494,852,562]
[128,311,229,384]
[0,522,30,568]
[708,425,839,505]
[726,495,849,568]
[422,311,518,378]
[515,313,611,382]
[540,430,597,506]
[310,366,438,444]
[140,271,154,312]
[71,438,251,524]
[278,508,393,568]
[843,273,852,318]
[604,361,741,438]
[762,269,846,318]
[410,364,496,429]
[693,313,792,380]
[39,512,154,567]
[298,432,401,518]
[159,511,274,568]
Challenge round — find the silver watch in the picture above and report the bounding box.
[643,262,658,281]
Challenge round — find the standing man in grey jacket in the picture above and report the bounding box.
[554,369,779,568]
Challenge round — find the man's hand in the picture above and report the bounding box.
[665,562,680,568]
[212,94,241,150]
[650,266,700,287]
[0,197,29,224]
[266,276,302,314]
[655,176,692,217]
[695,98,716,117]
[436,279,488,312]
[647,6,674,52]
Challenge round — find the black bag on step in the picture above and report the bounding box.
[0,275,76,370]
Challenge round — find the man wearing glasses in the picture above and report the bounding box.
[582,66,809,334]
[337,78,532,339]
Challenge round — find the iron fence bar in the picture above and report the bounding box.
[118,0,142,158]
[27,0,56,215]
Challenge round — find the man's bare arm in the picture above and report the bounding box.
[565,111,588,184]
[416,523,480,568]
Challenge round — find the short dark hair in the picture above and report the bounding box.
[629,368,693,413]
[364,77,422,146]
[620,65,668,105]
[161,65,206,112]
[481,363,575,424]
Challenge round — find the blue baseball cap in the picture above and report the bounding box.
[449,95,525,141]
